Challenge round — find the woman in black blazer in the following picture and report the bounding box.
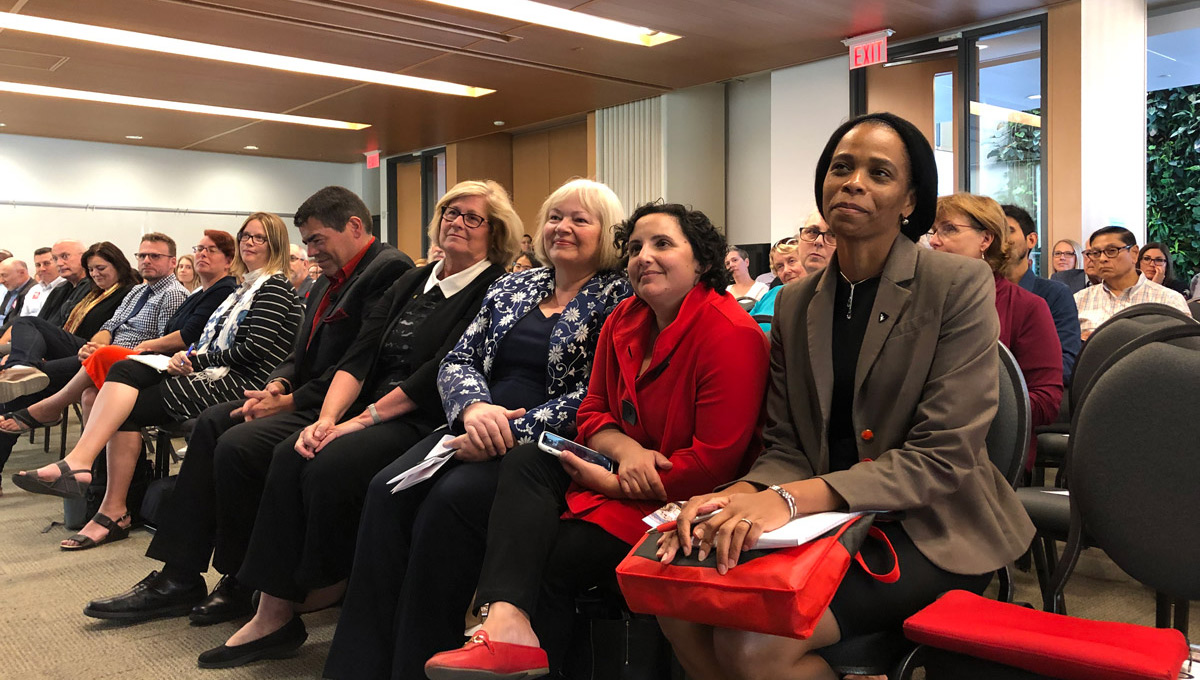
[196,180,521,669]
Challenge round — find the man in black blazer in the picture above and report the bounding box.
[86,186,410,624]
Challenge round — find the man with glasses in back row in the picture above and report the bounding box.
[1074,226,1191,341]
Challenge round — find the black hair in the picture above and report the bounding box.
[1139,241,1178,283]
[34,247,52,257]
[814,112,937,242]
[1001,204,1037,238]
[614,203,731,292]
[517,251,542,267]
[83,241,140,287]
[1088,226,1137,248]
[294,186,372,232]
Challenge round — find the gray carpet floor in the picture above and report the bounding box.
[0,421,1194,679]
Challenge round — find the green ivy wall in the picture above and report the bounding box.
[1147,83,1200,281]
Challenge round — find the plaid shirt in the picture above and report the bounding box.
[1074,273,1191,336]
[101,275,189,347]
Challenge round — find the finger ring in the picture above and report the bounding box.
[740,518,754,528]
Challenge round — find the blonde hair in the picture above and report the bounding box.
[426,180,523,266]
[175,254,199,291]
[1053,239,1084,268]
[235,212,291,278]
[532,178,625,272]
[936,193,1009,273]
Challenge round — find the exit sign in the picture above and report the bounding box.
[843,29,895,70]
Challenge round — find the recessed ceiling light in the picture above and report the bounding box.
[493,120,505,126]
[1027,94,1041,100]
[125,134,143,139]
[0,13,494,97]
[243,145,259,150]
[0,80,371,130]
[0,123,6,127]
[422,0,681,46]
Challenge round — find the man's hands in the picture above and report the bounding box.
[233,381,295,421]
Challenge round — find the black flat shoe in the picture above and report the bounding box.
[189,574,254,626]
[85,570,207,622]
[197,617,307,669]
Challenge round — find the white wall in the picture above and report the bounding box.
[0,134,362,259]
[726,74,772,245]
[662,84,727,228]
[769,57,850,241]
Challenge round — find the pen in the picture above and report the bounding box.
[654,510,721,534]
[185,343,196,357]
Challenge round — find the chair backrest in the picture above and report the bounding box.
[1069,324,1200,601]
[1071,303,1195,408]
[1189,299,1200,321]
[986,342,1031,489]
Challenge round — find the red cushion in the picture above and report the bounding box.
[903,590,1188,680]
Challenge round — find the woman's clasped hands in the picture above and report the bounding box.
[295,416,366,459]
[448,402,527,461]
[656,487,793,575]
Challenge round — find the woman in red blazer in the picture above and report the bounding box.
[423,203,769,680]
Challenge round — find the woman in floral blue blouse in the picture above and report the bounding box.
[325,179,632,680]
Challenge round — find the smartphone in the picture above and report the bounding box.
[538,431,617,472]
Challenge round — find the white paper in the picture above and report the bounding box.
[388,434,457,493]
[1041,489,1070,496]
[642,507,870,550]
[126,353,173,371]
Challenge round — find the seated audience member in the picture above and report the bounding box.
[0,242,140,482]
[0,231,237,435]
[1075,227,1191,340]
[0,233,187,402]
[1001,204,1081,385]
[1050,238,1088,294]
[725,246,769,310]
[750,217,838,333]
[423,202,769,679]
[288,244,314,298]
[12,216,301,552]
[196,180,520,669]
[654,113,1034,680]
[930,194,1063,431]
[20,247,65,320]
[520,232,534,256]
[0,240,87,348]
[511,249,541,273]
[323,180,631,679]
[1137,242,1189,298]
[175,253,200,293]
[0,259,34,328]
[83,186,410,624]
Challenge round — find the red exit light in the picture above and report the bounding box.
[844,29,895,70]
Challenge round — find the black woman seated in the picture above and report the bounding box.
[194,180,517,668]
[12,214,301,551]
[323,179,632,680]
[654,113,1035,680]
[423,202,770,680]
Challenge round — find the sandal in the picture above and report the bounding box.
[11,460,91,499]
[0,407,63,434]
[61,512,131,551]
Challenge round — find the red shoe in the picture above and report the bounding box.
[425,630,549,680]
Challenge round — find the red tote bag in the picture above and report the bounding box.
[616,514,898,640]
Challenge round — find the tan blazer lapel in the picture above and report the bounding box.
[854,236,918,396]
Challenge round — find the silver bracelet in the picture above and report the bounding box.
[768,484,798,521]
[367,403,382,425]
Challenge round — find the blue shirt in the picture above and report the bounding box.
[1019,267,1081,385]
[749,285,783,334]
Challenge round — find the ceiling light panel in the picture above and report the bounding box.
[0,80,371,130]
[421,0,681,46]
[0,13,494,97]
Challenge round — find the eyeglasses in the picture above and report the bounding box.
[798,227,837,245]
[1083,245,1133,260]
[442,206,488,229]
[511,261,532,272]
[1140,255,1168,266]
[238,233,268,245]
[927,222,983,239]
[1052,250,1076,258]
[289,254,306,262]
[192,245,222,255]
[135,252,169,261]
[773,237,799,249]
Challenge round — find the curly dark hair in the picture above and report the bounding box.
[814,112,938,242]
[613,202,731,292]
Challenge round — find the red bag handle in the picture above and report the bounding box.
[853,525,900,583]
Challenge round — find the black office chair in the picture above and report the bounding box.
[1187,298,1200,320]
[816,342,1031,678]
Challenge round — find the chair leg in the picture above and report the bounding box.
[1157,592,1171,628]
[58,407,69,459]
[997,565,1015,604]
[894,644,926,680]
[1174,596,1189,636]
[1045,523,1085,615]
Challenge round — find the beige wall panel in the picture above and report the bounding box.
[513,131,552,235]
[866,58,957,153]
[1047,1,1083,248]
[447,134,514,195]
[395,161,424,260]
[548,124,589,188]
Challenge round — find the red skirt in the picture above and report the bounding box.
[83,345,140,388]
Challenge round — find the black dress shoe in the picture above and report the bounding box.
[84,570,207,622]
[189,574,254,625]
[197,616,307,669]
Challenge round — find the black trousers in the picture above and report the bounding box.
[236,415,433,602]
[324,432,503,680]
[103,360,171,431]
[0,318,83,472]
[474,444,631,675]
[144,399,317,575]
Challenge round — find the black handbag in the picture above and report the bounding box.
[564,587,681,680]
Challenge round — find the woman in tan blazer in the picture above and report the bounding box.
[657,113,1035,680]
